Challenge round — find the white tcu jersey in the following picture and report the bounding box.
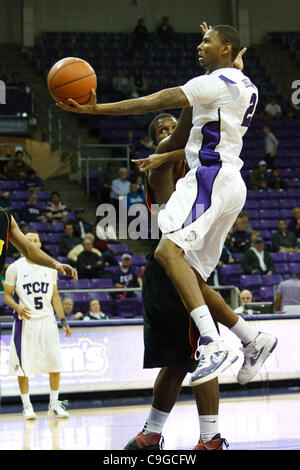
[180,67,258,170]
[5,257,57,319]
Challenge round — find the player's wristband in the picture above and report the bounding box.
[61,317,67,327]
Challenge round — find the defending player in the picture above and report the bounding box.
[58,23,277,385]
[3,231,70,420]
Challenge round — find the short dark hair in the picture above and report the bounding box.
[212,25,240,61]
[26,230,40,240]
[148,113,176,144]
[64,222,73,228]
[51,191,60,197]
[89,298,100,309]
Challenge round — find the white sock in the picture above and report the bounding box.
[50,390,59,403]
[21,393,30,406]
[199,415,219,443]
[142,407,169,435]
[190,305,220,341]
[231,317,258,345]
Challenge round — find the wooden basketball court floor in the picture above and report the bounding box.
[0,392,300,450]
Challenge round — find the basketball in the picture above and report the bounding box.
[47,57,97,105]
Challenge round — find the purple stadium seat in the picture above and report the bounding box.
[219,264,243,283]
[275,263,290,274]
[57,279,72,290]
[278,209,292,219]
[43,244,59,256]
[11,190,29,201]
[233,253,243,262]
[51,222,65,232]
[1,181,24,191]
[260,200,278,209]
[39,233,49,243]
[56,256,69,264]
[259,230,271,241]
[5,257,15,264]
[90,278,113,288]
[258,286,274,301]
[259,209,278,220]
[259,220,277,230]
[36,191,50,200]
[69,279,92,289]
[279,199,298,209]
[28,222,52,232]
[11,201,24,211]
[131,255,146,266]
[287,252,300,262]
[108,244,129,254]
[114,297,142,318]
[261,274,283,286]
[240,274,262,289]
[271,253,288,262]
[48,233,62,243]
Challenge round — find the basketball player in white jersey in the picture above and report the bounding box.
[58,23,277,385]
[3,231,70,419]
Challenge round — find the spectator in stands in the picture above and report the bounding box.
[275,266,300,312]
[249,160,270,189]
[129,67,149,98]
[110,167,131,207]
[135,175,145,194]
[4,149,31,180]
[241,237,275,275]
[0,191,12,210]
[126,183,146,208]
[90,222,118,266]
[229,217,251,253]
[67,233,102,264]
[156,16,175,41]
[61,297,83,321]
[19,221,28,235]
[238,211,252,233]
[72,208,91,239]
[76,237,105,279]
[99,161,119,203]
[288,207,300,242]
[132,18,149,45]
[264,97,282,119]
[234,290,253,315]
[83,299,108,321]
[8,72,26,91]
[112,69,131,99]
[24,168,43,191]
[22,192,47,223]
[263,125,279,169]
[58,223,81,256]
[272,219,300,252]
[112,253,142,290]
[268,168,288,190]
[46,191,68,223]
[250,230,261,246]
[214,244,235,285]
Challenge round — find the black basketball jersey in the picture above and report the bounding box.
[0,208,11,272]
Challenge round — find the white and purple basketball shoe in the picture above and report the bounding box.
[190,336,239,386]
[237,332,278,385]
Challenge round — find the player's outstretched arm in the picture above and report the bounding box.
[10,217,78,280]
[132,149,186,173]
[56,87,190,115]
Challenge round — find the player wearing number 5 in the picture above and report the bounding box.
[3,230,71,420]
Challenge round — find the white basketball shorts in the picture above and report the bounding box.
[9,315,62,376]
[158,163,247,281]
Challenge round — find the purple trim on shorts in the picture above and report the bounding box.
[219,74,236,84]
[198,109,221,166]
[13,314,22,368]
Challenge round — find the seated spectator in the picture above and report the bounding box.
[112,253,142,292]
[19,221,28,235]
[238,211,252,234]
[268,168,288,190]
[112,69,131,99]
[0,191,12,210]
[24,168,43,191]
[288,207,300,242]
[46,191,68,223]
[72,208,91,238]
[250,230,260,246]
[90,222,118,266]
[241,237,275,275]
[83,299,108,321]
[22,192,47,223]
[272,219,300,253]
[264,97,282,119]
[275,266,300,312]
[127,183,146,209]
[61,297,83,321]
[135,175,145,194]
[129,67,149,98]
[263,125,279,169]
[110,167,131,206]
[67,234,102,264]
[229,217,251,253]
[156,16,175,41]
[98,162,119,203]
[234,290,253,315]
[249,160,270,190]
[76,237,105,279]
[4,149,31,180]
[214,245,235,285]
[58,222,81,256]
[132,18,149,45]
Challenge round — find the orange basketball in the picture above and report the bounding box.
[47,57,97,105]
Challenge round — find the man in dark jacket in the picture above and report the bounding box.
[58,223,81,256]
[272,219,299,253]
[76,237,104,279]
[229,217,251,253]
[22,192,47,223]
[72,208,91,239]
[288,207,300,240]
[241,237,275,275]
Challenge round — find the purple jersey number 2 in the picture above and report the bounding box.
[241,93,258,127]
